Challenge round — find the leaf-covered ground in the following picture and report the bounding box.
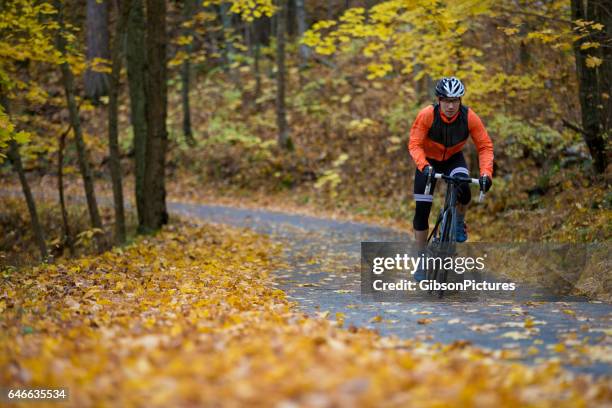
[1,222,610,406]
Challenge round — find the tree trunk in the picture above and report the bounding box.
[468,143,479,177]
[245,23,252,58]
[126,0,147,228]
[181,0,195,145]
[275,0,291,149]
[256,15,271,46]
[254,38,262,102]
[180,48,193,145]
[108,0,132,245]
[58,127,75,256]
[413,65,434,103]
[253,18,264,101]
[220,3,234,59]
[84,0,111,102]
[287,0,296,37]
[220,3,241,87]
[595,0,611,151]
[295,0,311,62]
[8,140,48,260]
[142,0,169,232]
[271,12,277,38]
[570,0,609,173]
[55,1,104,248]
[0,94,48,261]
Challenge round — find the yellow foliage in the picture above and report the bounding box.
[176,35,193,46]
[347,118,376,132]
[585,55,603,68]
[0,0,62,160]
[193,11,217,24]
[501,27,519,36]
[580,42,600,50]
[302,0,581,116]
[89,57,111,74]
[363,42,383,57]
[169,51,189,67]
[207,0,277,22]
[366,62,392,79]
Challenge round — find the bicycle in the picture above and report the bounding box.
[423,172,485,298]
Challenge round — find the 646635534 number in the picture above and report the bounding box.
[2,388,69,402]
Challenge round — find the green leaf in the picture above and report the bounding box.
[13,131,31,145]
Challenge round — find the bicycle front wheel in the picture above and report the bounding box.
[436,207,456,298]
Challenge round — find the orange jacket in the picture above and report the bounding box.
[408,105,494,177]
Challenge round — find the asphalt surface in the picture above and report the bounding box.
[170,201,611,377]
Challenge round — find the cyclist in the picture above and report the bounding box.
[407,77,494,281]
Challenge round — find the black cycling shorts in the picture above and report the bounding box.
[413,151,471,231]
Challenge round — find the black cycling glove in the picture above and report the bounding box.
[422,165,435,178]
[480,175,492,193]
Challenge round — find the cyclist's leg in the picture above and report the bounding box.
[445,152,471,204]
[412,163,438,281]
[413,163,438,249]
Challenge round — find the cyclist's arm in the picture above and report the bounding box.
[467,109,494,178]
[408,105,434,171]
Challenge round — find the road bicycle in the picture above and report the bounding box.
[424,172,485,298]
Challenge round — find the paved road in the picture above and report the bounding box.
[170,201,611,377]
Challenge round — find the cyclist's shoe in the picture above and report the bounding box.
[413,250,428,282]
[456,221,468,243]
[413,266,427,282]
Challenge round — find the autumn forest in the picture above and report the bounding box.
[1,0,611,406]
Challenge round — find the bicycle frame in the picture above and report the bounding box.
[429,179,459,247]
[424,173,482,297]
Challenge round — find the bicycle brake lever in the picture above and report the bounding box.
[424,172,434,195]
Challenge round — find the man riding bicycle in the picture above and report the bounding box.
[408,77,494,280]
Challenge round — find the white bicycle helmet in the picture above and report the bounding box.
[435,77,465,98]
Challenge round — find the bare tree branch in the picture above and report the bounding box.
[562,119,590,137]
[496,6,573,26]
